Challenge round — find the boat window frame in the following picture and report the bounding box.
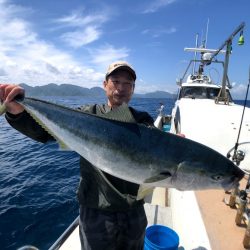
[179,86,233,102]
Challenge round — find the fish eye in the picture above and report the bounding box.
[211,174,224,181]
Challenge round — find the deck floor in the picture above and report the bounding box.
[195,178,249,250]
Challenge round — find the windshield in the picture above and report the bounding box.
[179,87,233,101]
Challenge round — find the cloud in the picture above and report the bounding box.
[230,83,249,100]
[142,0,177,14]
[0,68,7,76]
[46,63,61,75]
[90,44,130,68]
[61,26,101,47]
[142,26,177,38]
[0,1,129,88]
[55,11,108,27]
[55,10,109,47]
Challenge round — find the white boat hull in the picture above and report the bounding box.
[171,99,250,172]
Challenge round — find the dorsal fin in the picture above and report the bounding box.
[97,103,136,123]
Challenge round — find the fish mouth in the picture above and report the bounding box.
[222,169,245,191]
[235,167,245,183]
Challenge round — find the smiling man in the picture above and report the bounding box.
[0,61,154,250]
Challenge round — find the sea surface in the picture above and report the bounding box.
[0,96,176,250]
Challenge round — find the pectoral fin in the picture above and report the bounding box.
[136,185,155,200]
[143,171,172,183]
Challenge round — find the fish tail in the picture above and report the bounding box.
[0,103,6,115]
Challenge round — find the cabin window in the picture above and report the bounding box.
[179,87,232,101]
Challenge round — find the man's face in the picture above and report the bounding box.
[103,70,135,107]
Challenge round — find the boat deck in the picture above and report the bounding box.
[55,183,250,250]
[195,177,250,250]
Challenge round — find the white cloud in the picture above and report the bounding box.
[0,68,7,76]
[0,1,129,88]
[55,11,108,27]
[230,83,249,100]
[46,63,61,75]
[142,26,177,38]
[61,26,101,47]
[55,10,109,48]
[90,44,130,68]
[142,0,177,14]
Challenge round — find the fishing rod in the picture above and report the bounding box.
[226,68,250,214]
[229,67,250,167]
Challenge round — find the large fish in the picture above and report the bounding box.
[0,97,245,191]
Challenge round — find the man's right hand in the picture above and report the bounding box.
[0,84,25,115]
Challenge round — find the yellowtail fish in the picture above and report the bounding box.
[1,97,245,191]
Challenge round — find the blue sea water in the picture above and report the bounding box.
[0,97,176,250]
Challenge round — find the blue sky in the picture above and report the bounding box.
[0,0,249,99]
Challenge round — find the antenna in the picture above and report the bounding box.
[205,18,209,48]
[192,33,199,75]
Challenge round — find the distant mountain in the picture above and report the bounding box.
[20,83,175,98]
[134,91,174,99]
[20,83,106,98]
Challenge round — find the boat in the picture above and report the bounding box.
[154,21,250,250]
[21,22,249,250]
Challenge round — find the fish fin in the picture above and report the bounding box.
[58,141,70,150]
[143,171,172,183]
[136,185,155,200]
[24,107,71,150]
[0,103,6,115]
[97,103,136,123]
[94,167,131,199]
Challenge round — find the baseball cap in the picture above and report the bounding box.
[106,61,136,81]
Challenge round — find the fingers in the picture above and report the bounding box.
[5,85,24,103]
[177,133,185,138]
[0,84,25,103]
[0,84,25,114]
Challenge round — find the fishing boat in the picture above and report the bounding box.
[154,22,250,250]
[21,22,249,250]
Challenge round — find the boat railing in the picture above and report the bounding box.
[177,59,225,86]
[48,216,79,250]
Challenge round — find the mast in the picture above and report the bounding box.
[192,33,199,75]
[204,18,209,48]
[180,22,245,91]
[211,22,245,104]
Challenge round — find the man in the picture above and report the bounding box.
[0,61,154,250]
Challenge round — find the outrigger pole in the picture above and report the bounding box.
[212,22,245,104]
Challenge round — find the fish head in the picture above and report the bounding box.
[149,160,245,191]
[170,160,245,191]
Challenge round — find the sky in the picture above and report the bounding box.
[0,0,249,99]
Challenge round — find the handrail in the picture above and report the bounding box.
[48,216,79,250]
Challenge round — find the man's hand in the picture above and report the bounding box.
[0,84,25,115]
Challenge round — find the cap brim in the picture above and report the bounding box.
[106,66,136,80]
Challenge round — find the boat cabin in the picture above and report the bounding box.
[179,85,233,101]
[177,72,233,101]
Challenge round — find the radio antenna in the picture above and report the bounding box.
[205,18,209,48]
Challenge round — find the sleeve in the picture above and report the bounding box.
[5,111,55,143]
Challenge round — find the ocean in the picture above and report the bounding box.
[0,97,176,250]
